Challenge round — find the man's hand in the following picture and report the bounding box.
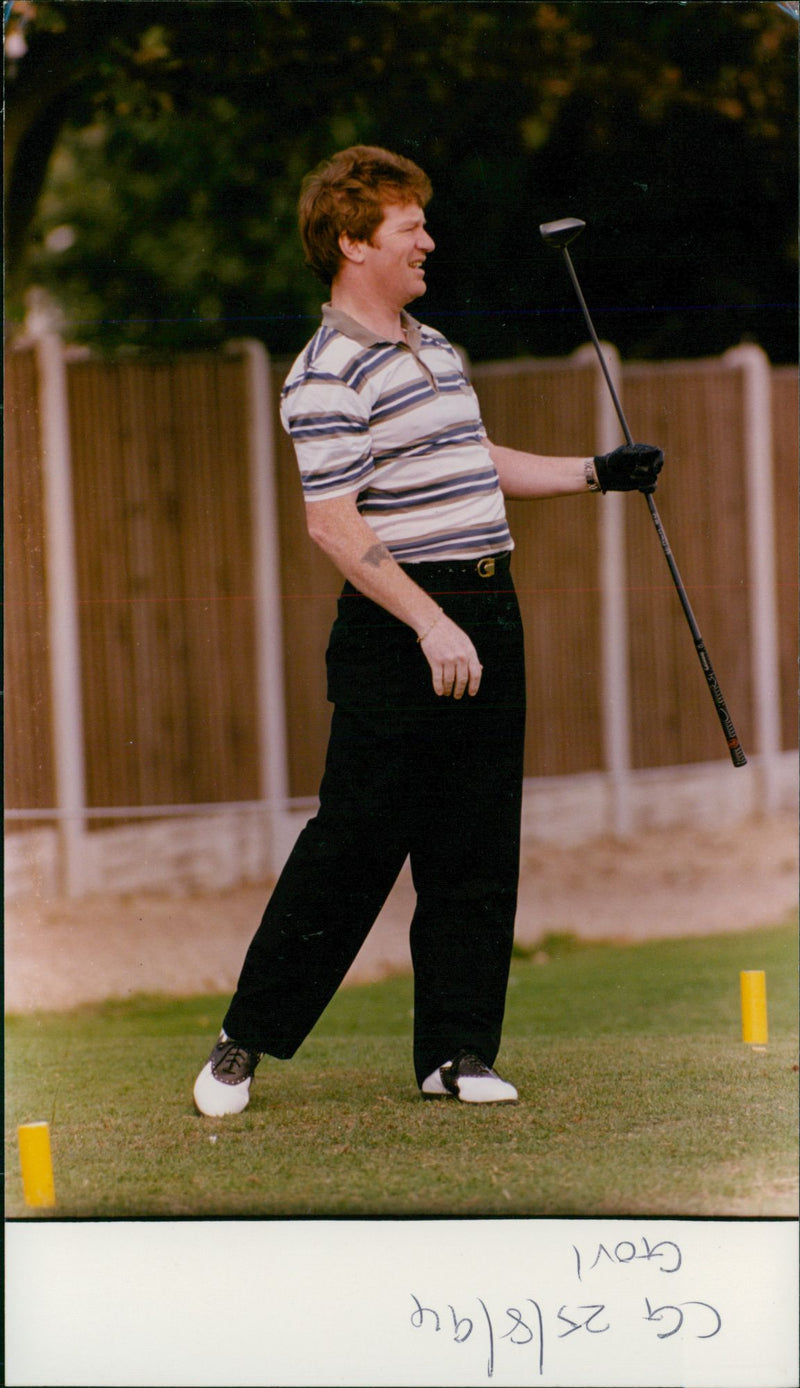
[419,610,483,698]
[593,442,664,494]
[304,495,483,697]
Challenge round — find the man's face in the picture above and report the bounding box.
[360,201,435,309]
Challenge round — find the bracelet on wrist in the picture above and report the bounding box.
[584,459,602,492]
[417,608,443,644]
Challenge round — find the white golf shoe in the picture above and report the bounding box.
[421,1050,518,1104]
[193,1032,262,1117]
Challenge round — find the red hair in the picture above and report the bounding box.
[298,145,432,285]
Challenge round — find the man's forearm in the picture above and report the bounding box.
[488,441,596,499]
[305,496,441,637]
[305,494,486,699]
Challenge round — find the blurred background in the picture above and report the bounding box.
[5,0,798,360]
[4,1,798,898]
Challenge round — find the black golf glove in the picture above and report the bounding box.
[593,442,664,494]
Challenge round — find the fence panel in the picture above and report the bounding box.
[472,359,604,776]
[4,347,55,817]
[772,366,799,753]
[5,343,796,856]
[622,361,754,768]
[67,352,260,817]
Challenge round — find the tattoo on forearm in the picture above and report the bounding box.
[361,543,392,569]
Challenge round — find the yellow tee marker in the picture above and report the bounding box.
[18,1122,56,1208]
[740,970,768,1047]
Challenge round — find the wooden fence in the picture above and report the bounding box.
[5,335,797,893]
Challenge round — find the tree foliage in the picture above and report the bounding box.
[5,1,797,361]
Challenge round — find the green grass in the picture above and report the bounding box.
[5,920,798,1220]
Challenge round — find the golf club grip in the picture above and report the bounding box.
[694,639,749,768]
[646,495,747,767]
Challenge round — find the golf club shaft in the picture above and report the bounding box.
[560,245,747,768]
[562,248,633,448]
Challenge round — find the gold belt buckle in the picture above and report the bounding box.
[477,556,495,578]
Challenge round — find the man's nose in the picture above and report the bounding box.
[420,229,435,252]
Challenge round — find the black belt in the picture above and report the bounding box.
[400,551,512,582]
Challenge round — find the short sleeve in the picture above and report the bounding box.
[280,376,375,502]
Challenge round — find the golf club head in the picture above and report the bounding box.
[539,217,586,249]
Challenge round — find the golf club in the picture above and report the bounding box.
[540,217,747,768]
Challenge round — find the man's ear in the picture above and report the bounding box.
[338,231,367,266]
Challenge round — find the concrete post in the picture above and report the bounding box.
[228,339,293,872]
[724,345,782,812]
[36,334,87,894]
[574,343,633,837]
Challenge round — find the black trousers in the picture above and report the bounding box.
[223,554,526,1086]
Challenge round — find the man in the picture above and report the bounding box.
[193,145,662,1115]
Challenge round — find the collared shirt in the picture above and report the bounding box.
[279,303,513,563]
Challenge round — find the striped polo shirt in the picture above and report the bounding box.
[279,304,513,564]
